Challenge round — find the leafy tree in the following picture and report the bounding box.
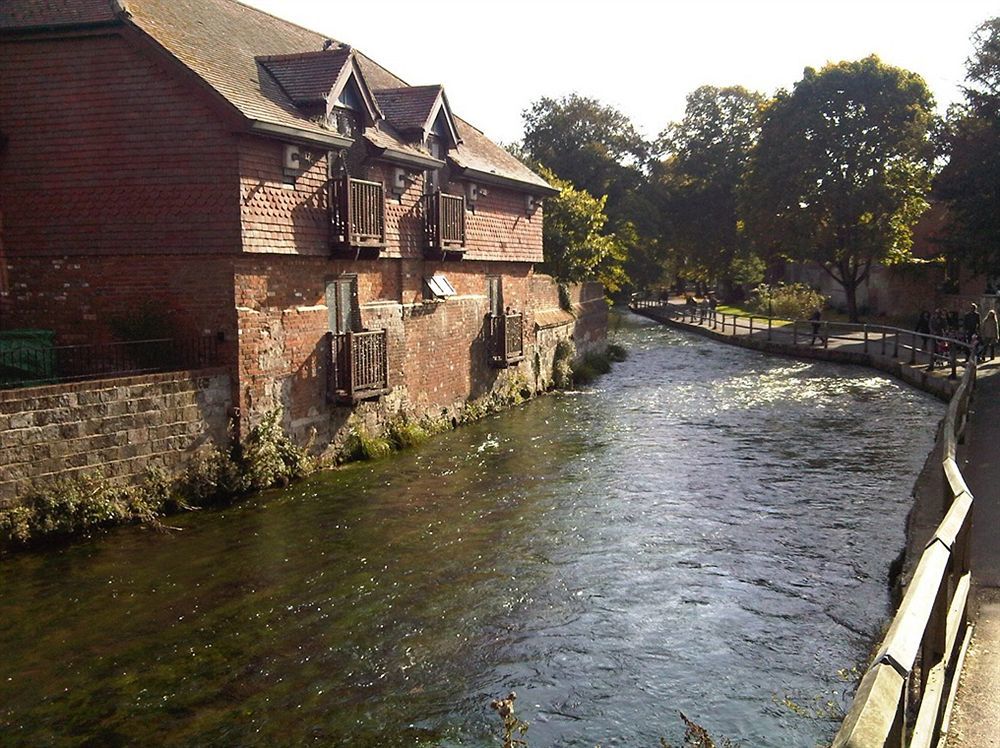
[537,166,628,292]
[936,18,1000,276]
[520,94,650,233]
[655,85,766,296]
[741,56,935,321]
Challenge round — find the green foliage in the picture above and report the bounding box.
[520,93,649,216]
[519,93,664,293]
[937,18,1000,275]
[538,166,629,291]
[0,475,163,552]
[749,283,827,319]
[606,343,628,362]
[240,410,314,490]
[552,339,575,390]
[572,351,613,385]
[742,55,935,320]
[182,447,245,505]
[343,425,393,462]
[655,86,765,293]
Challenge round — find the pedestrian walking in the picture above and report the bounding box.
[981,309,999,360]
[810,308,823,345]
[963,303,981,342]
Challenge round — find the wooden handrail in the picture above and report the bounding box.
[832,357,976,747]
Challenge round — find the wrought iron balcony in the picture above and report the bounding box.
[327,329,389,403]
[329,176,386,249]
[422,191,466,254]
[487,312,524,368]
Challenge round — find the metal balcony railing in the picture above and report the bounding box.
[487,312,524,368]
[327,329,389,403]
[329,176,386,249]
[422,191,466,253]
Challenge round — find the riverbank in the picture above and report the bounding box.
[0,343,626,556]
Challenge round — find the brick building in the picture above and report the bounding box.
[0,0,606,454]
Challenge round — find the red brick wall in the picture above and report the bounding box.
[0,31,241,353]
[231,253,592,447]
[0,32,240,259]
[3,253,238,350]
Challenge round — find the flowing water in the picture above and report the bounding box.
[0,313,943,747]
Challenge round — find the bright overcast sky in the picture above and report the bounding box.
[243,0,996,147]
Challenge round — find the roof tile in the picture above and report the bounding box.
[3,0,552,193]
[0,0,119,30]
[258,46,352,105]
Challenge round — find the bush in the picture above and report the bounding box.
[0,475,164,552]
[240,410,313,489]
[749,283,827,320]
[553,340,575,389]
[606,343,628,362]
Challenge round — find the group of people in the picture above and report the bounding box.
[915,303,1000,363]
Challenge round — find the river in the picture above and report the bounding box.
[0,312,943,747]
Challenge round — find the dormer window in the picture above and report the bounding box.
[331,77,365,138]
[257,46,383,138]
[373,85,461,152]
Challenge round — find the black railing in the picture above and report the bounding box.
[330,176,386,248]
[487,313,524,368]
[328,329,389,403]
[0,336,219,390]
[422,191,466,253]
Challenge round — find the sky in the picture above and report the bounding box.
[243,1,997,147]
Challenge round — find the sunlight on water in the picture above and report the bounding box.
[0,312,943,747]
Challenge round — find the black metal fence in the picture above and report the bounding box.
[0,336,220,390]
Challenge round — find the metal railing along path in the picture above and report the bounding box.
[630,299,973,380]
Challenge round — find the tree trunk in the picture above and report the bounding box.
[842,278,860,322]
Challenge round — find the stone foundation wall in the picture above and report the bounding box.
[0,369,232,507]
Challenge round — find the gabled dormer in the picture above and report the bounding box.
[257,45,383,138]
[373,85,461,154]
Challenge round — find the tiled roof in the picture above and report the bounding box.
[451,120,556,193]
[0,0,119,30]
[2,0,552,193]
[374,86,444,135]
[258,46,352,106]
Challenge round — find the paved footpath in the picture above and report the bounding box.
[633,303,1000,746]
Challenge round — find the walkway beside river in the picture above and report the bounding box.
[632,302,1000,746]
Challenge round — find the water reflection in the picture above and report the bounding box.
[0,313,942,746]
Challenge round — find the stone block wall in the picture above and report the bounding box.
[0,369,232,507]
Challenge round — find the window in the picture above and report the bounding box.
[487,276,503,317]
[331,78,364,138]
[425,134,444,193]
[326,275,361,334]
[424,274,457,300]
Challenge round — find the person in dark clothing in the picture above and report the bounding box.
[963,303,981,342]
[947,309,961,333]
[810,308,823,345]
